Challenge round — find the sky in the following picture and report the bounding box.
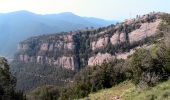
[0,0,170,20]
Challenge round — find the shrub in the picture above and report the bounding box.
[59,59,127,99]
[129,48,170,88]
[0,57,26,100]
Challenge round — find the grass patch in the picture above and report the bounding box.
[82,81,135,100]
[82,79,170,100]
[123,79,170,100]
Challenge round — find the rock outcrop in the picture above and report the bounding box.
[91,37,109,50]
[15,12,163,70]
[110,32,126,45]
[88,53,115,66]
[129,19,161,43]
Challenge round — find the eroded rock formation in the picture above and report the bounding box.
[16,12,163,70]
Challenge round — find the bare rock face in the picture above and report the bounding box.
[49,44,54,51]
[19,54,35,63]
[115,44,156,59]
[63,35,73,41]
[35,55,76,70]
[115,50,135,59]
[110,32,126,45]
[64,42,74,50]
[37,56,44,63]
[48,41,74,51]
[129,19,161,43]
[54,56,75,70]
[39,35,74,51]
[40,43,49,51]
[91,37,109,50]
[88,53,115,66]
[19,55,24,62]
[17,33,77,70]
[110,33,119,45]
[18,44,29,51]
[62,35,75,50]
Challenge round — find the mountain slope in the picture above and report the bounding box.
[16,12,162,70]
[12,12,164,91]
[0,11,115,57]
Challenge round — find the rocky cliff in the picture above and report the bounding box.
[15,12,163,70]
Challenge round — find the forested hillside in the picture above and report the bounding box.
[25,13,170,100]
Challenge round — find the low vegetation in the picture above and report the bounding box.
[123,79,170,100]
[27,85,61,100]
[59,59,128,99]
[83,79,170,100]
[82,81,135,100]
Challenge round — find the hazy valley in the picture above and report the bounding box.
[0,11,115,57]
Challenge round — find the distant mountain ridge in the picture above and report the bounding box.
[0,10,116,57]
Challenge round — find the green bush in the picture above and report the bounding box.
[28,85,60,100]
[0,57,26,100]
[129,47,170,88]
[59,59,127,99]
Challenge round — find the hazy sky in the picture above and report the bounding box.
[0,0,170,20]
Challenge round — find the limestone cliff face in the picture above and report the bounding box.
[17,33,77,70]
[16,12,163,70]
[91,37,109,50]
[110,32,126,45]
[18,44,29,51]
[129,19,161,43]
[88,53,115,66]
